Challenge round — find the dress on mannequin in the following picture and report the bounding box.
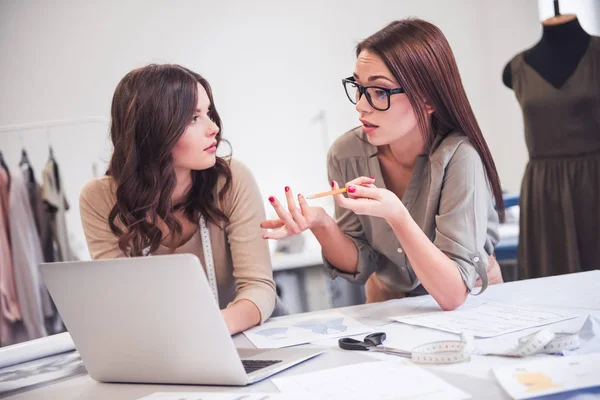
[502,16,600,279]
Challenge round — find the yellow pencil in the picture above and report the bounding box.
[305,187,347,199]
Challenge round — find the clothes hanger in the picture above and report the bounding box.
[50,147,61,192]
[19,148,36,183]
[19,149,28,166]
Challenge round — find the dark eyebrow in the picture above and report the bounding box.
[353,73,395,84]
[368,75,395,83]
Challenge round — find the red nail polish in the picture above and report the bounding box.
[348,186,356,193]
[369,176,375,179]
[285,186,290,192]
[331,181,335,188]
[268,196,275,203]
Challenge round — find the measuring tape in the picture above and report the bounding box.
[199,216,219,304]
[387,328,582,365]
[475,329,581,357]
[404,333,474,364]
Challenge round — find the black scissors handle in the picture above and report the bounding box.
[338,332,387,351]
[364,332,386,346]
[338,337,370,351]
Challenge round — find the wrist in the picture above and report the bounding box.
[310,208,334,231]
[385,206,410,228]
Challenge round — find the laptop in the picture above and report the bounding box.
[40,253,323,386]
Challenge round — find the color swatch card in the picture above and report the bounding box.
[493,353,600,399]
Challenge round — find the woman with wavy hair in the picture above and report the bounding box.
[80,64,276,334]
[263,19,504,310]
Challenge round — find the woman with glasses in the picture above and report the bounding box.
[262,19,504,310]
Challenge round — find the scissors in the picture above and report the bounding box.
[338,332,411,357]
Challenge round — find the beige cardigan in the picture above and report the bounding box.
[79,159,276,322]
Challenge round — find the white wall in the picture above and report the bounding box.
[0,0,544,259]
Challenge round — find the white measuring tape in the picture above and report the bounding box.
[199,216,219,304]
[401,333,474,364]
[385,328,582,365]
[475,329,581,357]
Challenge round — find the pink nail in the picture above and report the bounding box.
[347,186,356,193]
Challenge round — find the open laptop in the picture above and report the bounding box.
[40,253,323,386]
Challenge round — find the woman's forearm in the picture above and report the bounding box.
[311,214,359,274]
[221,299,261,335]
[386,213,467,311]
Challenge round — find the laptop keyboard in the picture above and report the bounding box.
[242,359,282,374]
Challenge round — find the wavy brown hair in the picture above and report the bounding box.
[107,64,232,256]
[357,19,505,221]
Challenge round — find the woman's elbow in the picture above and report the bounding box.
[438,289,468,311]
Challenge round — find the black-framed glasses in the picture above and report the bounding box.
[342,76,405,111]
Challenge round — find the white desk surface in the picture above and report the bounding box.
[7,270,600,400]
[271,223,520,271]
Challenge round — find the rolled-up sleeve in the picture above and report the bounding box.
[322,151,379,284]
[433,143,493,294]
[224,160,276,323]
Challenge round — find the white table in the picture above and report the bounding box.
[5,270,600,400]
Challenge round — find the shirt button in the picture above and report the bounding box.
[397,248,403,253]
[473,257,480,262]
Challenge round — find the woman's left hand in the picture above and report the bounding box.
[333,178,408,222]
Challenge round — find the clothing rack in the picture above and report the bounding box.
[0,116,109,179]
[0,116,109,134]
[0,116,110,347]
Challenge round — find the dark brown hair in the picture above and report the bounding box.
[107,64,232,256]
[357,19,505,220]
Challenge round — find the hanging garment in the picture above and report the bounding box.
[24,165,63,335]
[510,37,600,279]
[26,174,55,263]
[9,170,49,341]
[0,167,21,345]
[42,159,76,262]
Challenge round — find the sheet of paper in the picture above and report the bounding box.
[343,295,486,327]
[391,301,577,338]
[272,361,471,400]
[244,311,371,348]
[138,393,330,400]
[493,353,600,399]
[481,270,600,311]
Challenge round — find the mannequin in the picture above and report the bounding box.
[502,15,591,89]
[502,11,600,280]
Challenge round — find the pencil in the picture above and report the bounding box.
[305,187,347,199]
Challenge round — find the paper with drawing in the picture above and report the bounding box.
[244,311,371,348]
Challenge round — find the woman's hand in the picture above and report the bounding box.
[261,186,330,240]
[333,177,409,222]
